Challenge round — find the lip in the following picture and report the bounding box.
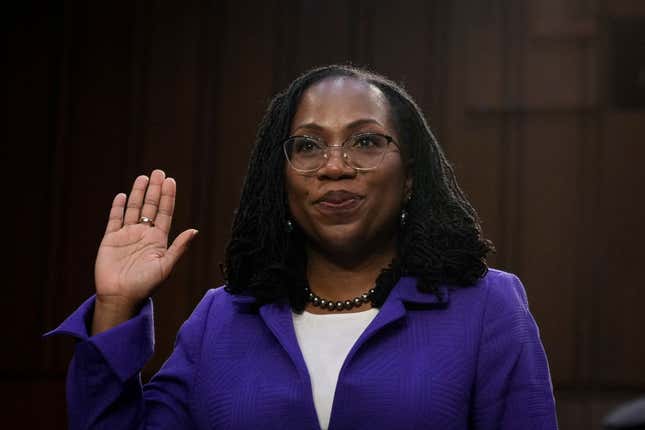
[314,190,364,215]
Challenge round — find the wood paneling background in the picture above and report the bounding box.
[6,0,644,428]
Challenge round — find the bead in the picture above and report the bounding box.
[304,287,377,312]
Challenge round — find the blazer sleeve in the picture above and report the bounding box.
[44,289,217,430]
[470,273,558,429]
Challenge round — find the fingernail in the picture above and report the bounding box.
[192,229,199,236]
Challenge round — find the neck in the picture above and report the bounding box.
[305,239,396,305]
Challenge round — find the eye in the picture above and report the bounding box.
[292,137,322,154]
[350,133,387,150]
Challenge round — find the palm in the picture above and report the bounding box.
[97,224,168,300]
[95,170,197,307]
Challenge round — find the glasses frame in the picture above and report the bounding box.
[283,132,401,174]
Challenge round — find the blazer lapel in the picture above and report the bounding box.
[230,277,450,377]
[258,300,311,379]
[343,276,450,366]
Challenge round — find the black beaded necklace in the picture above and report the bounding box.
[304,286,376,312]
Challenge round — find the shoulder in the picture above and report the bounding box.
[469,271,557,424]
[178,286,237,334]
[199,285,233,307]
[447,268,532,335]
[448,268,529,309]
[188,286,239,320]
[475,268,529,312]
[469,269,539,346]
[186,286,264,331]
[174,286,244,355]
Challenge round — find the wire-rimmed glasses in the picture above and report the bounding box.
[283,132,400,174]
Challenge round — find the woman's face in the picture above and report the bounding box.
[285,76,412,261]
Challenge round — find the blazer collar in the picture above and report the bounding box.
[230,276,451,389]
[230,275,450,311]
[391,276,450,307]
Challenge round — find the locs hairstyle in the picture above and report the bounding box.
[224,65,494,312]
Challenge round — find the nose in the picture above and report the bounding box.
[317,146,356,179]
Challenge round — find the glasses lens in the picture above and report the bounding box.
[346,134,390,169]
[284,137,325,171]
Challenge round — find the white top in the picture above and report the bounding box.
[292,308,379,430]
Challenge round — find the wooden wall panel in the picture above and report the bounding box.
[440,1,645,427]
[517,116,583,382]
[44,1,139,373]
[2,380,68,429]
[7,1,645,428]
[130,0,206,372]
[607,0,645,17]
[451,115,506,268]
[556,389,643,429]
[556,393,591,429]
[463,0,508,111]
[201,0,280,286]
[368,0,437,117]
[523,43,591,108]
[6,2,65,375]
[286,0,352,75]
[452,0,507,266]
[593,112,645,385]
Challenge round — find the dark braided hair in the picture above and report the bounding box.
[224,64,494,312]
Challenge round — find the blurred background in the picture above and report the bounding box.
[6,0,645,428]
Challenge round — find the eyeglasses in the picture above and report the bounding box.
[283,132,400,174]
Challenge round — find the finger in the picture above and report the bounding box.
[124,175,149,225]
[140,169,166,222]
[161,229,199,275]
[104,193,126,235]
[155,177,176,234]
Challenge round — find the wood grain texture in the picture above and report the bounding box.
[6,0,645,428]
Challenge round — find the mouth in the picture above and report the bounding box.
[314,190,364,213]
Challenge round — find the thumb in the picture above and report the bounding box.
[161,229,199,275]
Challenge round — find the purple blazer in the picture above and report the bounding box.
[47,269,558,429]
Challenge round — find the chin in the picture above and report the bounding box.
[309,222,362,248]
[320,226,363,247]
[301,215,398,257]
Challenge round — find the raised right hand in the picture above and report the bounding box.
[92,169,198,334]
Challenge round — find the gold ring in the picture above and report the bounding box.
[138,216,155,226]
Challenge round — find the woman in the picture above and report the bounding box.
[48,65,558,429]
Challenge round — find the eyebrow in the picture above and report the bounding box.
[293,118,384,133]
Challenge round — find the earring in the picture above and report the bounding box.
[286,219,294,233]
[400,209,408,227]
[400,191,412,227]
